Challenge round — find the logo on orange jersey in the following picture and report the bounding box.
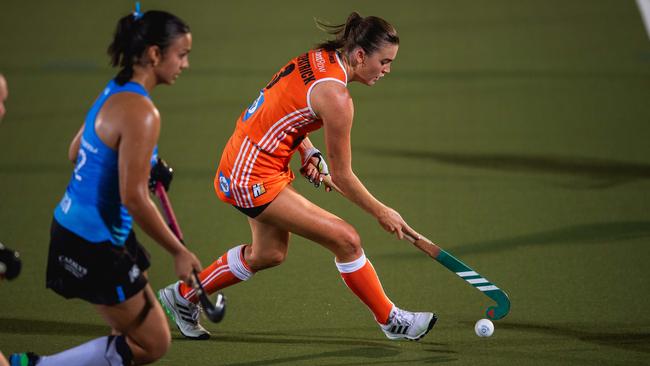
[219,171,231,197]
[243,90,264,122]
[252,182,266,198]
[314,51,326,73]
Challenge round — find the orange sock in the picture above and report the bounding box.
[179,244,254,303]
[337,252,394,324]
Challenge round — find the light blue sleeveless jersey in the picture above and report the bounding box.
[54,80,157,245]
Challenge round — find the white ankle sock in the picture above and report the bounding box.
[36,335,131,366]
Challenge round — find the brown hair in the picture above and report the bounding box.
[315,12,399,56]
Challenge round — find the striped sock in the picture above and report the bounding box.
[336,252,394,325]
[179,244,254,303]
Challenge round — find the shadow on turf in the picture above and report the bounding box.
[378,221,650,258]
[175,330,455,365]
[451,221,650,256]
[468,321,650,354]
[360,147,650,189]
[175,330,448,348]
[0,317,107,336]
[210,345,454,366]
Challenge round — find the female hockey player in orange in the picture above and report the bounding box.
[159,12,436,341]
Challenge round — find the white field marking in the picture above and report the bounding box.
[467,278,489,284]
[477,285,499,292]
[638,0,650,40]
[456,271,478,277]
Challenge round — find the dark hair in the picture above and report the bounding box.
[107,10,190,85]
[315,12,399,57]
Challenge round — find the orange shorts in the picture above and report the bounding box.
[214,129,295,208]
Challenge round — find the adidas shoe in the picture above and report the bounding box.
[380,307,437,341]
[158,282,210,340]
[9,352,40,366]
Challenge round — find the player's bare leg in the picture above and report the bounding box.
[244,216,290,271]
[252,186,436,340]
[163,186,435,341]
[96,285,170,364]
[255,186,361,261]
[10,286,166,365]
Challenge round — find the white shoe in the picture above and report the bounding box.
[380,307,437,341]
[158,282,211,340]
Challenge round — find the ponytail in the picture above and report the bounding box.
[108,15,142,84]
[315,12,399,56]
[107,9,190,85]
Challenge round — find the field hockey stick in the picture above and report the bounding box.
[322,175,511,320]
[154,182,226,323]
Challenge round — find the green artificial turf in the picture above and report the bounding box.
[1,1,649,365]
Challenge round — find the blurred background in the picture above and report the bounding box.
[1,1,649,365]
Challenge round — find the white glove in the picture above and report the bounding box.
[300,147,329,188]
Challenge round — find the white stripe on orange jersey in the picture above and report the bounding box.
[269,117,317,153]
[258,108,311,151]
[230,137,253,207]
[229,138,249,207]
[265,113,312,153]
[262,112,311,152]
[230,139,250,207]
[239,145,261,207]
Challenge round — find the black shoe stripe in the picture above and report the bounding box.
[180,315,197,323]
[178,309,192,317]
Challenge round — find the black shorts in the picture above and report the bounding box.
[46,219,151,305]
[234,202,271,218]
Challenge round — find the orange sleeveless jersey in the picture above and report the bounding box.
[214,49,348,208]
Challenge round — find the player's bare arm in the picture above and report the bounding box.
[68,125,84,163]
[311,81,413,238]
[114,95,201,283]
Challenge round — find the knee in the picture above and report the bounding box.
[248,248,287,270]
[333,224,362,259]
[134,329,170,364]
[149,331,171,361]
